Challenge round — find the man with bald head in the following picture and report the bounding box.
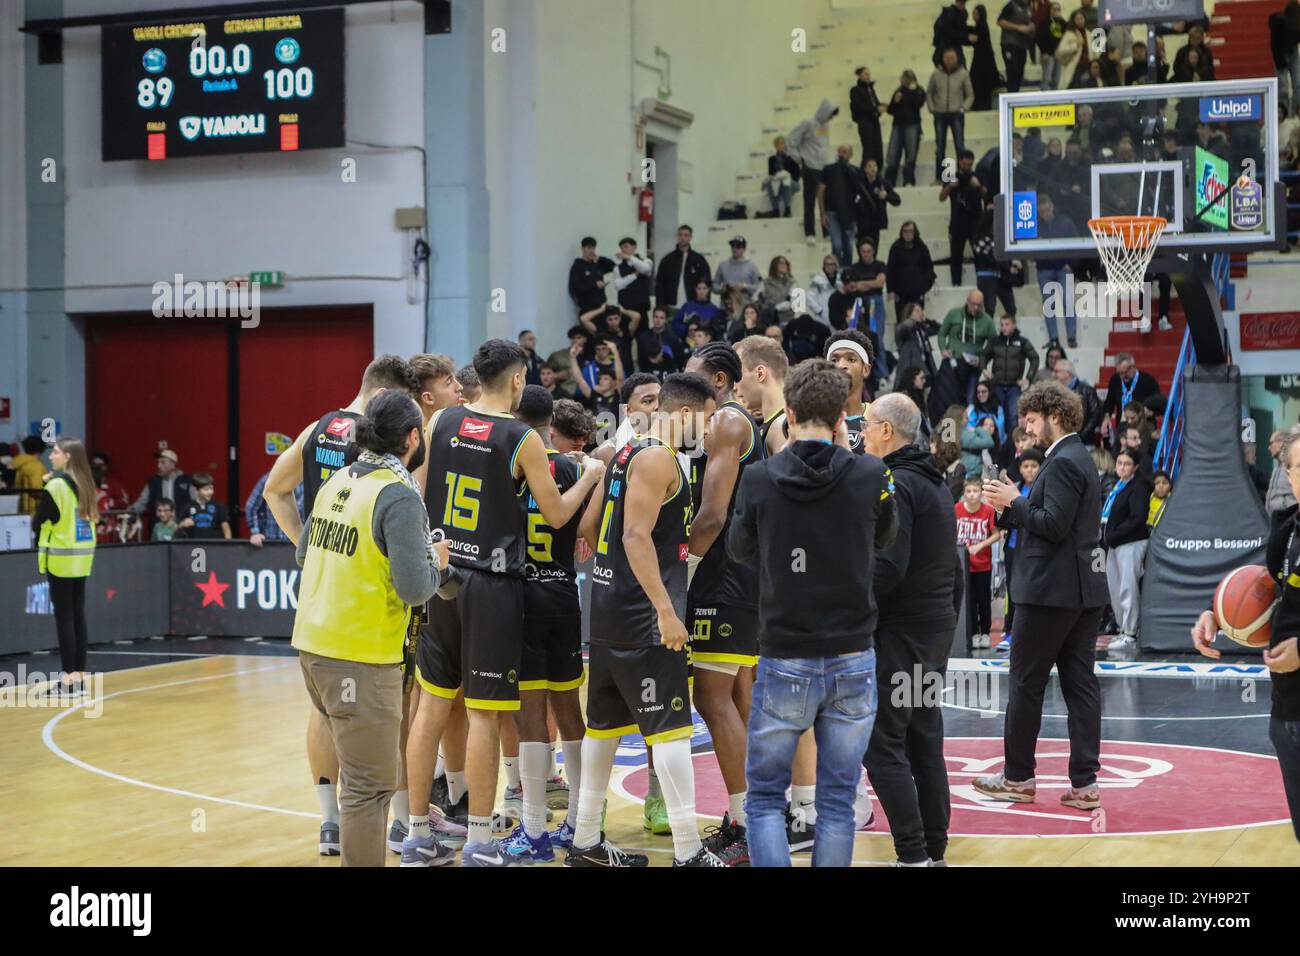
[862,392,961,866]
[937,289,995,404]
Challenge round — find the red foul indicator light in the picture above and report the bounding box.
[147,133,166,160]
[280,124,299,151]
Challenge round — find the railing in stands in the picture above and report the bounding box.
[1283,168,1300,241]
[1151,251,1230,482]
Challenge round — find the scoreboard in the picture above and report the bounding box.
[101,8,345,161]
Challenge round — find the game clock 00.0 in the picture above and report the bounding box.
[100,8,345,161]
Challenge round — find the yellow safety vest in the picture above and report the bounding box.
[38,475,95,578]
[291,466,411,664]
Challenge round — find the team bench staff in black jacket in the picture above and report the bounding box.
[1194,428,1300,841]
[973,380,1109,811]
[727,358,896,867]
[862,392,961,867]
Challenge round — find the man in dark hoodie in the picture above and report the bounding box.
[728,358,896,867]
[861,392,961,867]
[850,66,884,168]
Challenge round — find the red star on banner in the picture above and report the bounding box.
[194,571,230,608]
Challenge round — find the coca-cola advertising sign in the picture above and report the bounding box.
[1240,312,1300,351]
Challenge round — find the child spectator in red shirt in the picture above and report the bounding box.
[956,477,1002,649]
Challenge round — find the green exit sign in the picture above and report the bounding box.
[249,271,283,287]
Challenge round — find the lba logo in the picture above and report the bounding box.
[458,417,494,441]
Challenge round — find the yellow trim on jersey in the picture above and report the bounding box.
[518,679,548,691]
[547,674,586,692]
[724,400,757,462]
[1288,572,1300,589]
[415,668,459,700]
[586,724,637,740]
[692,651,760,666]
[464,696,521,712]
[764,406,785,425]
[644,725,694,746]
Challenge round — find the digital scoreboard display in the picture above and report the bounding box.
[101,8,344,161]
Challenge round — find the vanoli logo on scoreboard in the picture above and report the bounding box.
[177,113,267,141]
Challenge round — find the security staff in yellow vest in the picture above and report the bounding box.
[293,391,450,867]
[33,438,99,698]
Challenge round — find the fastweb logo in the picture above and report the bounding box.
[50,886,151,936]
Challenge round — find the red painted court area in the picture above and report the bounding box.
[619,737,1291,837]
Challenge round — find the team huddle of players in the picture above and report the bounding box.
[270,329,880,867]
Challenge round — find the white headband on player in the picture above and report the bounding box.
[826,339,872,365]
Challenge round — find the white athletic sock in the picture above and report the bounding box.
[503,755,521,791]
[434,747,445,780]
[792,784,817,826]
[519,741,550,838]
[729,791,747,828]
[652,738,702,861]
[573,735,619,850]
[409,814,431,838]
[446,770,467,805]
[467,814,492,848]
[646,768,662,799]
[549,742,559,777]
[314,783,339,824]
[391,790,410,827]
[561,738,583,828]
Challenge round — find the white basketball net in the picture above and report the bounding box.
[1087,216,1168,297]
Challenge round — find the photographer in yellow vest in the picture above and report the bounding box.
[292,390,450,867]
[33,438,99,698]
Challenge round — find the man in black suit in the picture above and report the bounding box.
[974,380,1109,811]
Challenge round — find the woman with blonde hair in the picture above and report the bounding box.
[33,437,99,696]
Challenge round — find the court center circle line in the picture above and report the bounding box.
[41,659,317,819]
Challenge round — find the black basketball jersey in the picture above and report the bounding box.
[301,410,362,518]
[521,449,583,586]
[846,410,866,456]
[759,406,787,451]
[688,399,764,610]
[425,405,534,577]
[590,437,692,647]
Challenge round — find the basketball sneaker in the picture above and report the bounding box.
[674,847,727,867]
[460,838,530,867]
[1060,785,1100,810]
[701,813,744,855]
[501,784,523,819]
[399,831,456,867]
[431,773,450,812]
[643,791,671,834]
[564,834,649,867]
[1158,315,1172,331]
[995,634,1012,652]
[717,830,750,866]
[1108,633,1136,650]
[387,817,408,853]
[971,772,1036,802]
[430,806,467,848]
[501,823,556,864]
[319,821,340,856]
[786,804,816,853]
[491,807,519,835]
[439,787,469,828]
[546,774,570,809]
[551,820,577,851]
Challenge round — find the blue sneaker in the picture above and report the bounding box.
[400,830,456,867]
[996,634,1011,652]
[460,838,530,867]
[319,822,340,856]
[501,823,555,864]
[551,820,576,851]
[387,818,408,854]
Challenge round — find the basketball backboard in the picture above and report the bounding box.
[995,78,1282,260]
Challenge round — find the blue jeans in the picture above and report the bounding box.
[746,649,878,867]
[933,112,965,183]
[994,383,1021,432]
[1040,54,1061,90]
[826,211,857,270]
[767,175,797,215]
[1036,265,1076,342]
[885,123,921,186]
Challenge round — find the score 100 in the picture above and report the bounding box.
[136,44,315,108]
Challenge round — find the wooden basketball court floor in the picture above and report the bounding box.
[1,638,1296,867]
